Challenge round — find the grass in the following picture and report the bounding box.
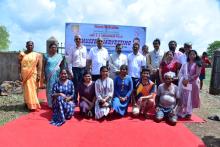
[0,94,29,125]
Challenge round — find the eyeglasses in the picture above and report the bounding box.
[75,38,81,41]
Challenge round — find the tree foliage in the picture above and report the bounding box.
[0,25,10,51]
[207,41,220,57]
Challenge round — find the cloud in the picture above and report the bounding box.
[0,0,220,53]
[5,0,57,32]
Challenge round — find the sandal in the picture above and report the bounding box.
[208,115,220,121]
[185,114,192,119]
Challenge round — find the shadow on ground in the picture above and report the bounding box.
[0,104,28,113]
[202,136,220,147]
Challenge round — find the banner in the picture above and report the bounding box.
[65,23,146,55]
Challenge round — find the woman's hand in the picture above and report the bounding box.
[64,97,72,102]
[59,93,66,97]
[182,79,189,87]
[120,97,126,102]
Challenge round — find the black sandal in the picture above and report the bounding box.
[208,115,220,121]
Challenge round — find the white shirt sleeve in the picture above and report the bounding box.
[66,48,73,75]
[87,48,93,60]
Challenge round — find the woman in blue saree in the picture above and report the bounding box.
[44,42,64,108]
[112,65,133,116]
[50,69,75,126]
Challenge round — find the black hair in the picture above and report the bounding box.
[133,42,140,48]
[83,70,92,77]
[153,38,160,45]
[26,41,34,45]
[100,66,109,72]
[187,50,202,67]
[141,68,151,74]
[49,42,57,49]
[179,47,185,53]
[202,52,208,57]
[165,50,174,56]
[168,40,177,46]
[120,64,128,70]
[59,68,67,75]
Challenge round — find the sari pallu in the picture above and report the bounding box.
[44,54,63,108]
[19,51,41,110]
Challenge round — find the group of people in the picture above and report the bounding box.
[18,35,211,126]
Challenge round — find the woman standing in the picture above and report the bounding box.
[18,41,41,110]
[44,42,64,108]
[159,51,180,84]
[78,70,96,118]
[50,69,75,126]
[95,66,114,119]
[112,65,133,116]
[178,50,202,119]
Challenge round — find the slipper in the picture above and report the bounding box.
[208,115,220,121]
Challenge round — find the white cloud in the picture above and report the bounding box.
[0,0,220,53]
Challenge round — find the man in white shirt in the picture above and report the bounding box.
[168,40,185,65]
[109,43,127,79]
[87,37,109,81]
[128,43,146,87]
[148,38,164,86]
[66,34,87,101]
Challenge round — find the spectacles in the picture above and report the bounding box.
[75,38,81,41]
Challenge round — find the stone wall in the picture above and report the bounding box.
[0,52,20,83]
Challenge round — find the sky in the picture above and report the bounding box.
[0,0,220,54]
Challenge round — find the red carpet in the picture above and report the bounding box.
[0,90,205,147]
[37,89,205,123]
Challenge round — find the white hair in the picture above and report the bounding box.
[164,71,176,79]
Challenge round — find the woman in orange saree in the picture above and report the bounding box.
[19,41,41,110]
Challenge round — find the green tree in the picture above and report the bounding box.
[207,41,220,57]
[0,25,10,51]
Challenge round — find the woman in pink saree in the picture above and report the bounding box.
[177,50,201,119]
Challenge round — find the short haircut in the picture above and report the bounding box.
[141,68,151,74]
[120,64,128,70]
[153,38,161,45]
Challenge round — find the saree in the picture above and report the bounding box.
[44,53,63,108]
[19,51,41,110]
[177,63,201,117]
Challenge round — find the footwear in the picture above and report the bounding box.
[185,114,192,119]
[208,115,220,121]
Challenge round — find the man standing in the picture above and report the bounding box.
[66,34,87,102]
[181,42,192,65]
[168,40,185,65]
[148,38,164,86]
[128,43,146,83]
[128,43,146,105]
[87,37,109,81]
[142,44,150,68]
[109,43,127,79]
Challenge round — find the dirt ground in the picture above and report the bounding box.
[185,83,220,147]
